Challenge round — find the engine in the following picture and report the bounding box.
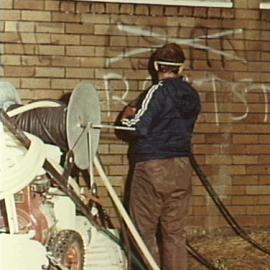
[0,175,55,244]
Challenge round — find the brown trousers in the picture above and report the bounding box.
[129,157,192,270]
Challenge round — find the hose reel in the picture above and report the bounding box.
[66,82,101,170]
[5,82,101,170]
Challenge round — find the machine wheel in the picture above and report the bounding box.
[47,230,85,270]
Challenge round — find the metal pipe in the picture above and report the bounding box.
[92,124,135,131]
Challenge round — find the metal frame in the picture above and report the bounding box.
[78,0,233,8]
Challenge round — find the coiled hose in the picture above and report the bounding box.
[8,103,68,151]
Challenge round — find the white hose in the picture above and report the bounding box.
[0,132,46,200]
[7,101,61,117]
[94,156,160,270]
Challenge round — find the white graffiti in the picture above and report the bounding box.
[107,47,153,66]
[193,75,270,125]
[246,83,269,122]
[103,73,130,116]
[5,19,269,125]
[102,69,270,124]
[106,23,246,66]
[104,23,250,117]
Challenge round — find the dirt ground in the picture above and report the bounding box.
[187,227,270,270]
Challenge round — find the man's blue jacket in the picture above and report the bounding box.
[121,77,201,162]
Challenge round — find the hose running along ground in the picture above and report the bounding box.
[190,154,270,256]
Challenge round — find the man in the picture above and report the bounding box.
[121,43,201,270]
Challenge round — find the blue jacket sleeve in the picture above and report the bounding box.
[121,82,164,137]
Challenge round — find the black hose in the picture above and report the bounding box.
[8,103,68,151]
[190,154,270,256]
[187,241,219,270]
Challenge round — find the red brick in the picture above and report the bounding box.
[14,0,44,10]
[150,5,163,16]
[0,10,20,20]
[90,3,105,14]
[65,23,94,34]
[134,5,149,15]
[4,66,34,77]
[60,1,75,13]
[0,0,12,8]
[76,2,90,13]
[22,10,51,21]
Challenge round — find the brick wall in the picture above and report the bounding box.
[1,0,270,230]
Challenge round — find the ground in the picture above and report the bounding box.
[187,227,270,270]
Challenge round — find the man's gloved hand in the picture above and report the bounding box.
[121,105,137,119]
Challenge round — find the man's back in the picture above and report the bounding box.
[123,77,201,162]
